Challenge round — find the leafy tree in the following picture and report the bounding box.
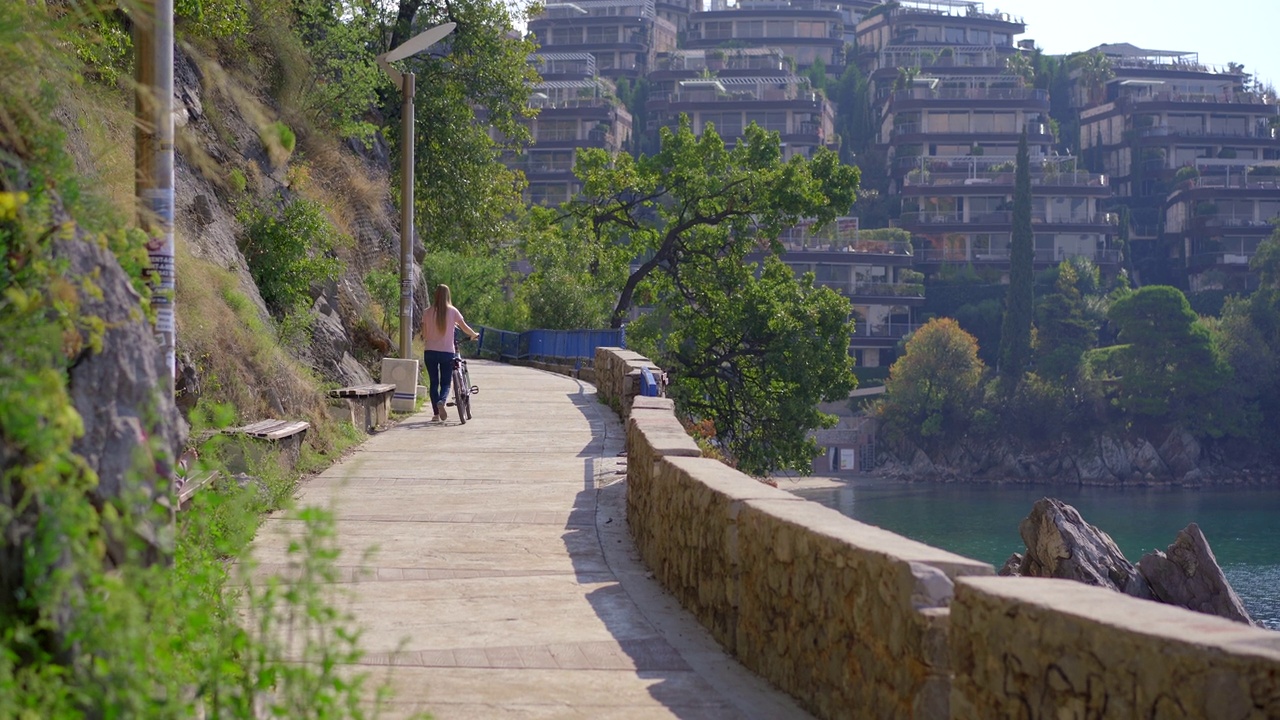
[564,116,859,328]
[538,117,860,473]
[518,208,619,329]
[878,318,985,446]
[289,0,387,143]
[385,0,541,253]
[998,130,1034,387]
[421,247,528,330]
[1107,285,1236,435]
[1034,260,1096,380]
[629,257,856,476]
[1074,51,1115,106]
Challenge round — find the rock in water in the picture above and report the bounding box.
[1137,523,1255,626]
[1015,498,1151,598]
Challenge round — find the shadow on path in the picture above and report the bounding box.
[555,377,813,720]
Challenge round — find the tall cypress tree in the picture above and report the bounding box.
[999,130,1034,387]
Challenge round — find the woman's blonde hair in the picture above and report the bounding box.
[432,284,452,333]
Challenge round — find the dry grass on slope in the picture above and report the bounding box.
[175,244,335,442]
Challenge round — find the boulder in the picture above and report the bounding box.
[997,553,1023,577]
[1014,498,1151,598]
[307,294,373,387]
[1158,429,1201,478]
[1137,523,1255,626]
[1130,438,1168,477]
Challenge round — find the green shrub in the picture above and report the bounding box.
[242,197,343,312]
[228,167,248,194]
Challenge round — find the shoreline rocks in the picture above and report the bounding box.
[1003,499,1255,625]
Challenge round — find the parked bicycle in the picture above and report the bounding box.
[447,336,478,424]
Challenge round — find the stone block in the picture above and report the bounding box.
[379,357,419,412]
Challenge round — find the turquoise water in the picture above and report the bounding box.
[792,478,1280,629]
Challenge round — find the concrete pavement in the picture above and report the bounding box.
[250,360,813,719]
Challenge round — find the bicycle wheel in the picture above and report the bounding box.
[461,366,474,420]
[452,367,467,424]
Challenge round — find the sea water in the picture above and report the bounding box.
[792,478,1280,629]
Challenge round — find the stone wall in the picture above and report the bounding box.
[594,346,664,419]
[951,577,1280,718]
[596,347,1280,720]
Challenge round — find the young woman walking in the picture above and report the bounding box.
[421,284,479,422]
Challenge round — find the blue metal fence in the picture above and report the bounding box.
[475,326,625,363]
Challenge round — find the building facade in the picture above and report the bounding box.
[1075,42,1280,285]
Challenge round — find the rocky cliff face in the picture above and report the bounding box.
[880,428,1276,486]
[169,49,402,405]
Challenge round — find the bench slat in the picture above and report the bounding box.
[329,383,396,398]
[234,419,311,440]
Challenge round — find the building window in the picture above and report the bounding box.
[944,26,965,43]
[550,28,578,45]
[586,26,618,43]
[703,21,732,39]
[738,20,764,37]
[766,20,792,37]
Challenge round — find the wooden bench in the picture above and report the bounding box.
[224,419,311,473]
[328,383,396,432]
[175,470,219,510]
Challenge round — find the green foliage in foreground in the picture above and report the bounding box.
[1,4,407,714]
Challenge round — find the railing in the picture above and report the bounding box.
[1188,251,1255,267]
[851,322,918,339]
[914,248,1123,264]
[476,326,626,363]
[1137,125,1278,140]
[902,171,1108,188]
[899,211,1116,225]
[781,240,914,256]
[892,120,1050,138]
[1180,176,1280,191]
[530,97,613,110]
[1203,217,1276,229]
[893,87,1047,102]
[1122,91,1272,107]
[814,281,924,298]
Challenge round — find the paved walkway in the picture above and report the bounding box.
[250,360,812,719]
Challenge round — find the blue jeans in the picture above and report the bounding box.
[423,350,455,409]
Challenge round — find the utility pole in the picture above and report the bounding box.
[134,0,176,389]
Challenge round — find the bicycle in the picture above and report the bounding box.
[447,336,478,424]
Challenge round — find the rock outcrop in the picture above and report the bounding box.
[877,428,1279,486]
[1008,499,1255,625]
[55,224,185,563]
[1138,523,1255,626]
[1006,498,1151,598]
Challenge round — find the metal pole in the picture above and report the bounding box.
[399,72,415,360]
[135,0,177,389]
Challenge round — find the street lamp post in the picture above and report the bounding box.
[378,22,456,360]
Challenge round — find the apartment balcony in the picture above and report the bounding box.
[780,239,914,258]
[1136,125,1279,141]
[892,87,1048,103]
[1115,91,1274,110]
[901,170,1109,189]
[875,46,1006,72]
[913,248,1123,265]
[851,322,919,341]
[899,211,1118,227]
[880,3,1024,26]
[890,120,1052,140]
[813,279,926,300]
[1187,251,1256,271]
